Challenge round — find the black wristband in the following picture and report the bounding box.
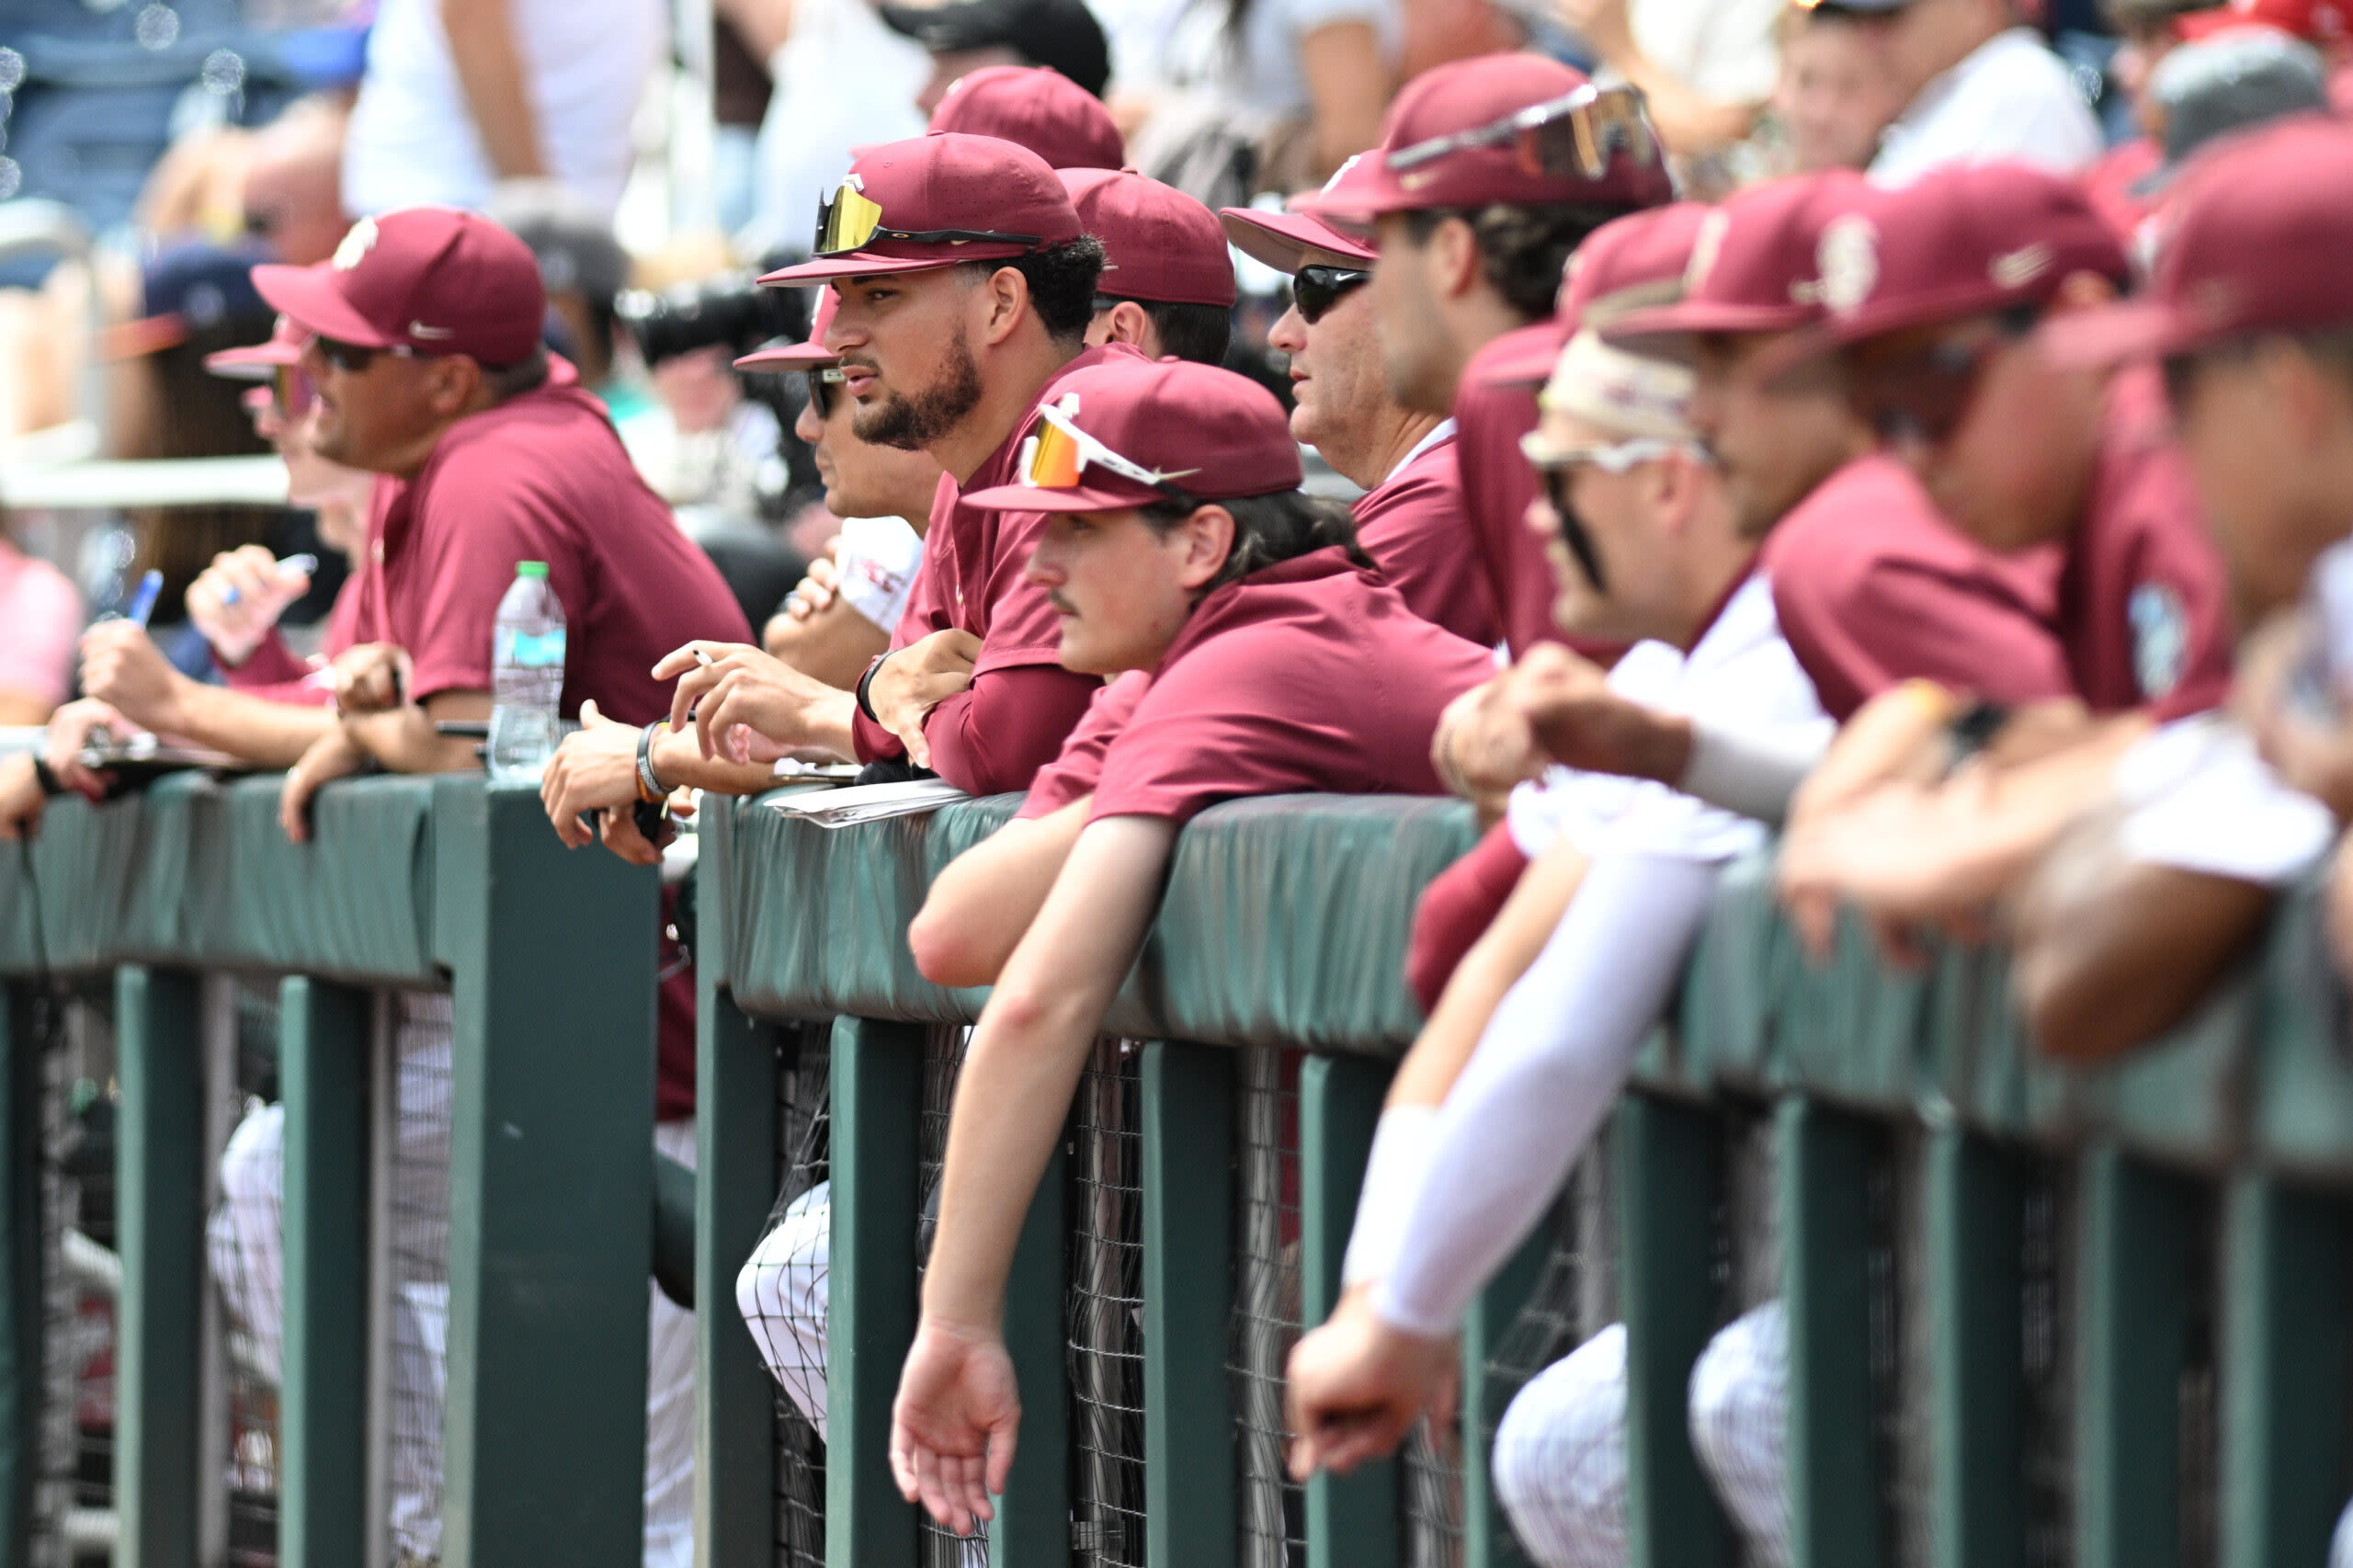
[30,757,66,799]
[1947,699,2013,762]
[855,652,891,725]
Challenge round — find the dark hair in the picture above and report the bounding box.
[1139,487,1372,594]
[967,235,1108,347]
[485,347,552,400]
[1403,202,1643,323]
[1095,296,1233,365]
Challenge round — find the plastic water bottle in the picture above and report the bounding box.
[488,562,567,780]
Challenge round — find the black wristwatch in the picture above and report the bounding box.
[30,757,66,799]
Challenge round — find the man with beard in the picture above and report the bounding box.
[653,133,1118,796]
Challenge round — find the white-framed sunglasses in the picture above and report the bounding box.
[1017,401,1202,501]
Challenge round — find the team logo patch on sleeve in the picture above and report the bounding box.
[2130,581,2188,700]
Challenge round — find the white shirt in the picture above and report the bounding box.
[2115,715,2336,887]
[1869,28,2104,188]
[1506,574,1835,861]
[1621,0,1783,108]
[1138,0,1401,117]
[343,0,663,219]
[834,517,927,637]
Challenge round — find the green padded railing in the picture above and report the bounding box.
[694,789,2353,1568]
[0,774,666,1568]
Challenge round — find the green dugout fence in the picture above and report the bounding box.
[2,775,2349,1567]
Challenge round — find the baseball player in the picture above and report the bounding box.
[874,355,1494,1535]
[1061,167,1236,365]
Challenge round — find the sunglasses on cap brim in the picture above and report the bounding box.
[1017,403,1202,505]
[1293,266,1370,325]
[1386,83,1661,183]
[813,180,1044,258]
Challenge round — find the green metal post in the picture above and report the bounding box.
[1779,1096,1881,1568]
[1618,1094,1732,1568]
[1925,1126,2023,1568]
[116,964,203,1568]
[826,1017,922,1568]
[278,976,372,1568]
[1300,1052,1400,1568]
[435,779,659,1568]
[1460,1221,1552,1568]
[1141,1040,1236,1567]
[2219,1174,2349,1568]
[692,981,779,1568]
[0,985,45,1564]
[990,1124,1067,1567]
[2076,1143,2189,1568]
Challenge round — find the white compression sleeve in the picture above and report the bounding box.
[1374,852,1724,1336]
[1677,718,1832,828]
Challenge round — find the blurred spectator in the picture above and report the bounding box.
[0,518,80,725]
[239,96,352,267]
[2143,28,2328,173]
[1768,3,1909,171]
[1858,0,2106,185]
[929,62,1127,167]
[1558,0,1785,161]
[2082,0,2200,222]
[1119,0,1394,209]
[341,0,664,219]
[613,271,803,525]
[710,12,777,236]
[733,0,929,257]
[881,0,1113,113]
[489,180,638,398]
[103,243,335,665]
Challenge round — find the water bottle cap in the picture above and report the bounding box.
[516,561,549,578]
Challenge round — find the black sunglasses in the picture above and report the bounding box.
[314,335,414,374]
[805,366,844,416]
[1293,266,1371,325]
[1530,462,1608,593]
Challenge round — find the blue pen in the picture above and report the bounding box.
[125,569,164,628]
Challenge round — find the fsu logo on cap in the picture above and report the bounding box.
[1685,210,1729,294]
[1801,214,1880,315]
[333,217,379,271]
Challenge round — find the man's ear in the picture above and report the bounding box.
[429,356,484,416]
[1432,216,1485,302]
[1176,505,1236,590]
[978,265,1030,347]
[2049,271,2120,313]
[1102,300,1156,353]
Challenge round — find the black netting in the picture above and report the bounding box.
[40,982,104,1568]
[2020,1154,2075,1568]
[767,1024,830,1568]
[1476,1136,1612,1448]
[1069,1040,1145,1568]
[1230,1044,1302,1568]
[1401,1420,1462,1568]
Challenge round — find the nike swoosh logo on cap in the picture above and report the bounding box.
[410,321,454,340]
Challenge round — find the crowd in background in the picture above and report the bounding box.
[6,0,2353,1564]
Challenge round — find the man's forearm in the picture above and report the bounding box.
[439,0,547,179]
[167,679,340,767]
[346,706,485,775]
[924,665,1101,797]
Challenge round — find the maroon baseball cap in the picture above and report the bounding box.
[962,357,1302,512]
[1062,168,1237,308]
[736,289,840,371]
[928,64,1125,170]
[251,209,545,366]
[205,312,308,379]
[1820,163,2130,347]
[1605,172,1878,357]
[1295,56,1670,226]
[2046,115,2353,366]
[1219,190,1377,275]
[760,133,1085,285]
